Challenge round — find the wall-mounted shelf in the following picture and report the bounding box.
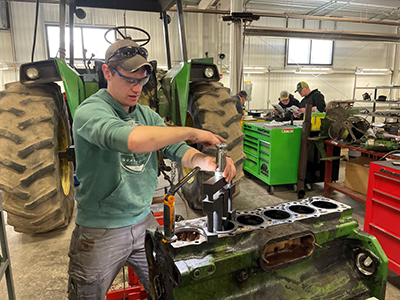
[353,100,400,104]
[353,86,400,122]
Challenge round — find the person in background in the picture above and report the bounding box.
[293,81,326,118]
[273,90,300,120]
[234,90,248,119]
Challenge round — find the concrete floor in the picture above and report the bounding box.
[1,164,400,299]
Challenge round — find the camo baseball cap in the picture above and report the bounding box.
[279,90,289,100]
[105,40,152,73]
[294,81,309,93]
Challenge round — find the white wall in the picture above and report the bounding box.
[1,1,399,113]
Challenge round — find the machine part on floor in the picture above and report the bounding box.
[163,167,200,242]
[0,82,74,233]
[106,267,147,300]
[326,107,370,142]
[145,196,388,300]
[297,102,312,199]
[179,82,245,210]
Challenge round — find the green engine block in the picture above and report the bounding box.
[146,197,388,300]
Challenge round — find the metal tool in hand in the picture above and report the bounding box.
[215,143,227,175]
[163,166,200,242]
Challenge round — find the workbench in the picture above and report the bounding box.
[323,140,400,202]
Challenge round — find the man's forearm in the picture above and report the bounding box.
[128,126,194,153]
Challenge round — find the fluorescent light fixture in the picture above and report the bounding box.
[244,67,265,70]
[243,71,266,74]
[243,67,267,74]
[227,69,266,74]
[356,68,391,75]
[295,67,332,74]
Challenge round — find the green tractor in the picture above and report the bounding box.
[0,0,245,234]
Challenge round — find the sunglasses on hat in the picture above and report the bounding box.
[107,46,148,62]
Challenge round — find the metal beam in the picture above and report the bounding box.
[229,0,244,96]
[197,0,214,10]
[170,7,400,27]
[322,0,354,16]
[69,0,75,65]
[59,0,66,59]
[176,0,188,62]
[161,11,172,69]
[244,26,400,43]
[306,1,337,16]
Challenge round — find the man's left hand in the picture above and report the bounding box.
[198,156,236,183]
[223,156,236,182]
[298,108,306,114]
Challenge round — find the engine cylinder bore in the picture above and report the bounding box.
[260,234,315,269]
[175,227,204,242]
[263,209,291,220]
[311,201,338,209]
[289,205,315,214]
[216,220,236,233]
[236,214,265,226]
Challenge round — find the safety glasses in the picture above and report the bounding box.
[112,68,150,87]
[107,46,148,62]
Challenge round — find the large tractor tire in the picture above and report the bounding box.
[0,82,74,234]
[180,82,246,210]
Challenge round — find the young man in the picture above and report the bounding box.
[293,81,326,118]
[67,39,236,299]
[273,90,300,120]
[233,90,247,117]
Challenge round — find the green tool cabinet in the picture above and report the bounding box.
[242,122,301,193]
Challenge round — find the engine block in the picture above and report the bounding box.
[146,197,388,300]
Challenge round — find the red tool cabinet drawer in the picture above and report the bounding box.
[364,161,400,275]
[373,173,400,198]
[368,198,400,237]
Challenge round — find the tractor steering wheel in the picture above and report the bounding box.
[104,26,151,46]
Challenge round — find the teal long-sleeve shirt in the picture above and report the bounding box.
[72,89,191,228]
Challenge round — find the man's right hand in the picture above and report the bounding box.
[298,108,306,114]
[191,129,226,148]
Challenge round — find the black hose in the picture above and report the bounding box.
[31,0,40,62]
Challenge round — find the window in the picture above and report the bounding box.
[287,39,333,66]
[46,25,115,61]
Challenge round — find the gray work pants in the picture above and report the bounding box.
[67,213,158,299]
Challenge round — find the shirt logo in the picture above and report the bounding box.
[120,119,152,173]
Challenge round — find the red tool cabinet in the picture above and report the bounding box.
[364,161,400,275]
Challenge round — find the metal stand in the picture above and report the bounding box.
[0,198,16,299]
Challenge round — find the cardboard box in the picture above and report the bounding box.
[344,156,375,195]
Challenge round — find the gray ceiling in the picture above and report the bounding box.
[187,0,400,21]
